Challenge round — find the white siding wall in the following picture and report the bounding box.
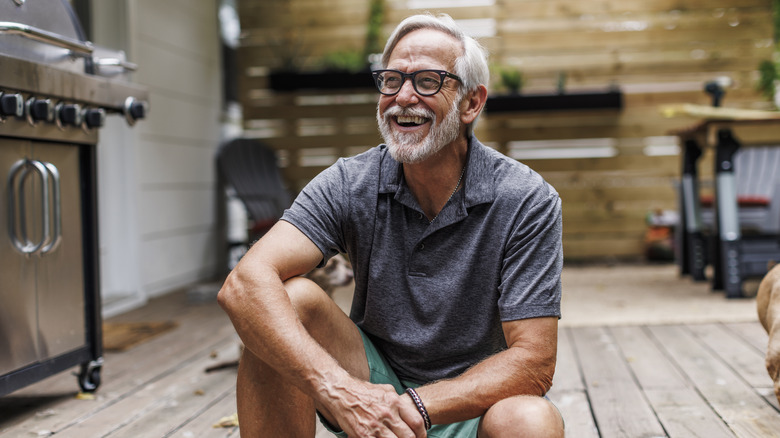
[93,0,223,316]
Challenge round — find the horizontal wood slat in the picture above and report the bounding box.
[498,0,770,17]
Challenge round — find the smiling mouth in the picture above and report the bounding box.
[395,115,429,127]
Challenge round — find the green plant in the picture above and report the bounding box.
[498,67,524,94]
[774,0,780,42]
[757,59,778,101]
[322,50,366,72]
[365,0,384,58]
[319,0,383,72]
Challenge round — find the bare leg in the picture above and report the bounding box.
[478,395,564,438]
[237,348,316,435]
[235,277,368,437]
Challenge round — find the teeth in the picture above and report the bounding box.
[397,116,426,125]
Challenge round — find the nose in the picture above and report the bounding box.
[394,78,419,107]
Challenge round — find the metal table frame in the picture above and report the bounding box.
[676,118,780,298]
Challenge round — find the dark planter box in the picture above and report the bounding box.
[485,90,623,113]
[269,69,376,91]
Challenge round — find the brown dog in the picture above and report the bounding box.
[757,262,780,404]
[306,254,354,297]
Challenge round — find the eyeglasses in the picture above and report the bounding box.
[372,69,462,96]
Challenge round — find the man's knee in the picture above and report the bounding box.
[284,276,330,328]
[479,395,564,438]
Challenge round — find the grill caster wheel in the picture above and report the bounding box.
[77,358,103,393]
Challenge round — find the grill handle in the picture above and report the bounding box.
[0,21,93,55]
[95,57,138,72]
[39,162,61,255]
[7,159,50,255]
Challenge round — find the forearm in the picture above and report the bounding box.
[220,262,349,393]
[416,327,557,425]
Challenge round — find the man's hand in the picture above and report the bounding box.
[322,378,427,438]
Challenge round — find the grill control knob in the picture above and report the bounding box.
[57,103,82,126]
[0,93,24,117]
[82,108,105,129]
[123,96,148,126]
[27,98,54,123]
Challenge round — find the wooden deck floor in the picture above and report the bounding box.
[1,284,780,437]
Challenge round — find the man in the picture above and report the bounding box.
[218,13,564,438]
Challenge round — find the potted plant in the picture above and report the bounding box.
[268,0,383,92]
[486,67,622,114]
[498,67,524,95]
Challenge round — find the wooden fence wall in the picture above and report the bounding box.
[236,0,777,261]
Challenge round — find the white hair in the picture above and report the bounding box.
[381,13,490,99]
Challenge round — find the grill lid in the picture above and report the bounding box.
[0,0,90,74]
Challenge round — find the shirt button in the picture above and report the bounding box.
[419,243,425,250]
[418,213,424,220]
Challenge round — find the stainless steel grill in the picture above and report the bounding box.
[0,0,148,396]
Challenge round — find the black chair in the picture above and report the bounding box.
[216,139,291,239]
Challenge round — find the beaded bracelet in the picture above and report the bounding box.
[405,387,432,430]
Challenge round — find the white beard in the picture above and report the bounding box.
[377,97,462,164]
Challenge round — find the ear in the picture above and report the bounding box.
[459,84,488,126]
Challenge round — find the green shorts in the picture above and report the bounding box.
[318,328,480,437]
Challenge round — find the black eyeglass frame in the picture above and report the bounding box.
[371,69,463,96]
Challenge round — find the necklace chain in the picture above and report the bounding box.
[430,164,466,223]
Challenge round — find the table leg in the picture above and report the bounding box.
[680,139,706,280]
[713,129,743,298]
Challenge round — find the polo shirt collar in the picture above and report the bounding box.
[377,135,496,209]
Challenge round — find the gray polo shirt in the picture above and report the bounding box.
[281,136,562,383]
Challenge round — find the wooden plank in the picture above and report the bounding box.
[500,30,771,57]
[516,70,751,89]
[611,326,737,437]
[711,323,780,411]
[0,295,237,436]
[563,203,674,221]
[727,322,770,354]
[482,97,763,128]
[167,388,239,437]
[52,334,238,437]
[243,26,370,46]
[547,390,598,437]
[560,203,673,225]
[648,325,780,437]
[708,325,778,411]
[561,218,654,235]
[686,323,770,389]
[526,155,679,173]
[241,8,369,29]
[490,50,768,80]
[563,237,644,259]
[610,327,686,389]
[504,12,772,36]
[643,389,738,438]
[243,101,377,121]
[551,328,585,393]
[557,185,677,203]
[570,326,667,436]
[623,89,763,107]
[260,133,382,150]
[385,5,496,22]
[500,0,769,18]
[547,328,599,437]
[546,171,679,190]
[481,123,682,143]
